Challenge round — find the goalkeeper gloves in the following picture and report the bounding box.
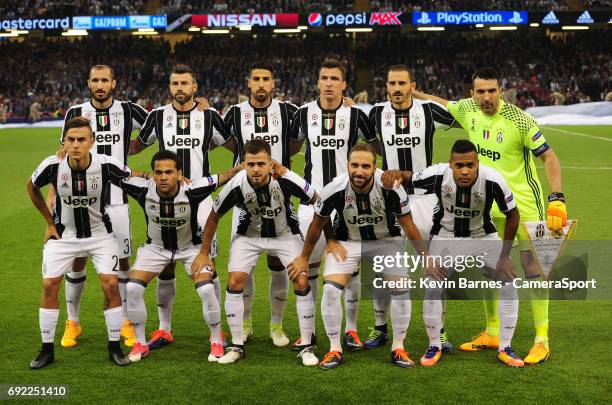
[547,192,567,233]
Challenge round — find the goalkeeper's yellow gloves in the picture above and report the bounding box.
[547,192,567,233]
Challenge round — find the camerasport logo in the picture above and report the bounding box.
[192,13,299,27]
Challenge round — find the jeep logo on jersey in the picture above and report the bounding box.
[250,206,282,218]
[397,117,408,129]
[62,196,97,206]
[167,135,201,148]
[386,134,421,147]
[250,133,279,145]
[94,133,120,145]
[311,136,345,149]
[347,215,384,225]
[98,115,108,127]
[445,205,480,217]
[324,118,334,130]
[476,145,501,161]
[256,116,266,128]
[152,217,187,227]
[178,117,189,129]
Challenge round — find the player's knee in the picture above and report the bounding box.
[42,278,61,296]
[227,274,247,291]
[293,275,309,291]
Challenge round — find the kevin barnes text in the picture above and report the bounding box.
[373,277,597,291]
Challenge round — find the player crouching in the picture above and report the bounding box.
[120,151,241,362]
[193,139,318,366]
[289,144,429,369]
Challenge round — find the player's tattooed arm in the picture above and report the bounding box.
[288,214,327,280]
[217,163,244,186]
[192,211,221,276]
[289,139,305,156]
[381,170,413,189]
[27,180,60,242]
[45,184,56,215]
[128,138,149,155]
[411,90,449,107]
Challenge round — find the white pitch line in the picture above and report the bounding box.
[541,126,612,143]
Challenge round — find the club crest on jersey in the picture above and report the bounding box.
[372,196,384,210]
[178,205,186,213]
[338,118,346,130]
[112,112,121,127]
[98,115,108,127]
[483,130,490,141]
[471,118,476,131]
[271,187,282,201]
[412,114,421,128]
[473,192,483,205]
[256,116,266,128]
[324,118,334,130]
[397,117,408,129]
[90,176,100,191]
[178,117,189,129]
[271,113,280,127]
[195,119,202,130]
[496,131,504,143]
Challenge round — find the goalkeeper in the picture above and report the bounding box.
[414,67,565,365]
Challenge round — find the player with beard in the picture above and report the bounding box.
[129,64,235,350]
[48,65,147,349]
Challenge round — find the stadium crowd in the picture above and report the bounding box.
[0,31,610,121]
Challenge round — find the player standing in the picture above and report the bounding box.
[193,140,319,366]
[289,58,378,349]
[366,64,455,350]
[120,150,241,362]
[289,144,427,369]
[414,67,565,364]
[129,64,233,349]
[223,61,298,346]
[54,65,147,348]
[27,117,146,368]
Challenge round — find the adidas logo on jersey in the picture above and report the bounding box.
[167,135,201,148]
[541,11,559,24]
[94,133,121,145]
[476,145,501,161]
[250,133,279,145]
[576,11,594,24]
[62,196,97,206]
[347,215,384,225]
[385,134,421,147]
[445,205,480,217]
[152,217,187,227]
[311,136,345,149]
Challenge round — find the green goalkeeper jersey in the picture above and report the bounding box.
[447,98,548,220]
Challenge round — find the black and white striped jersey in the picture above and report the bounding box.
[120,176,218,250]
[314,169,411,241]
[61,100,148,205]
[369,100,455,172]
[224,99,298,167]
[213,170,315,238]
[410,163,516,237]
[31,154,132,239]
[137,103,231,179]
[290,100,376,192]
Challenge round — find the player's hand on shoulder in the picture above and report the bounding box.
[179,175,192,185]
[381,170,404,189]
[494,255,517,283]
[44,224,60,243]
[270,160,287,178]
[55,145,67,160]
[195,97,210,111]
[287,255,309,281]
[325,239,347,262]
[191,252,214,280]
[342,96,354,107]
[411,89,425,100]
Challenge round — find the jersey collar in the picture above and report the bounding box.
[317,98,343,113]
[88,98,115,112]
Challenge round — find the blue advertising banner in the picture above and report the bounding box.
[72,15,167,30]
[412,11,528,25]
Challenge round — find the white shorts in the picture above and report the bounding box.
[428,232,502,271]
[197,196,218,259]
[323,238,408,277]
[298,204,327,265]
[106,203,132,259]
[42,234,121,279]
[408,193,436,240]
[133,243,202,276]
[227,234,303,274]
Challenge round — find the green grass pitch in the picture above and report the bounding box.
[0,125,610,403]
